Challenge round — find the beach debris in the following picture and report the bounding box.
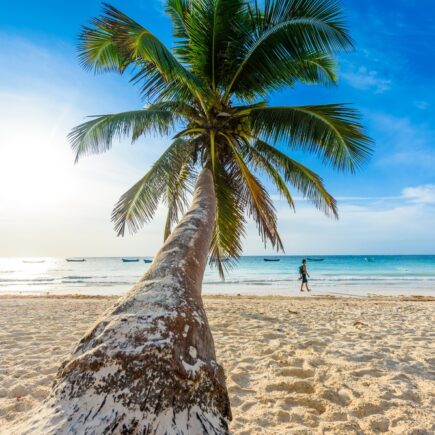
[353,321,368,328]
[288,309,299,315]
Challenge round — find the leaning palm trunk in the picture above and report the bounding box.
[17,168,231,434]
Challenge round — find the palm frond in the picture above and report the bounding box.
[220,133,283,251]
[253,138,338,217]
[163,160,196,241]
[209,163,246,278]
[180,0,248,87]
[250,104,373,172]
[232,53,338,97]
[69,109,178,163]
[165,0,192,62]
[240,138,295,211]
[79,3,207,104]
[148,101,199,120]
[130,63,195,104]
[79,19,129,73]
[225,0,352,99]
[166,0,191,40]
[112,138,193,236]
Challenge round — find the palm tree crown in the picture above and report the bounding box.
[69,0,373,275]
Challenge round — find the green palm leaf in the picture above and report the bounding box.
[163,160,196,241]
[210,164,246,277]
[79,3,208,104]
[221,133,283,251]
[225,0,352,99]
[240,139,295,211]
[69,109,178,163]
[253,139,338,217]
[176,0,248,87]
[79,19,129,73]
[112,139,193,236]
[250,104,373,172]
[232,53,338,98]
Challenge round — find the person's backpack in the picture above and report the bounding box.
[298,265,304,275]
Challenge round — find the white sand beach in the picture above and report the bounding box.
[0,295,434,434]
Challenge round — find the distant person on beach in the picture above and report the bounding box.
[299,259,311,292]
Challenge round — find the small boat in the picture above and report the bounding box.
[66,258,86,262]
[122,258,139,263]
[143,259,153,263]
[307,258,324,262]
[23,260,45,264]
[264,258,280,262]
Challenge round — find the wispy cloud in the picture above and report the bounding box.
[402,185,435,205]
[341,66,392,94]
[261,193,435,255]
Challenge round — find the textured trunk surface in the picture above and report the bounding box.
[16,168,231,434]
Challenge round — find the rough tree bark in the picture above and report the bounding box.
[16,168,231,434]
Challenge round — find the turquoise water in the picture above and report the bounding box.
[0,256,434,297]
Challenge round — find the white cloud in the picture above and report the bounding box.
[341,66,392,94]
[402,185,435,204]
[262,200,435,255]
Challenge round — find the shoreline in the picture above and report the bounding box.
[0,293,434,302]
[3,255,435,298]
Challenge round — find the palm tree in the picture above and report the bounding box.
[21,1,372,433]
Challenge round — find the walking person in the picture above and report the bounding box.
[299,259,311,292]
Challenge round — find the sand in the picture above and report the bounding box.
[0,295,434,434]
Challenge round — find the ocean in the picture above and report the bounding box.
[1,255,435,297]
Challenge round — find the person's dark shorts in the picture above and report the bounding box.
[302,273,308,283]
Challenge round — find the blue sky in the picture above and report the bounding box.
[0,0,434,256]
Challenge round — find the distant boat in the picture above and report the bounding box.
[66,258,86,262]
[365,257,375,262]
[122,258,139,263]
[23,260,45,264]
[264,258,280,262]
[143,259,153,263]
[307,258,324,262]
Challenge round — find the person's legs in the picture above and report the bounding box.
[305,279,311,292]
[301,274,308,292]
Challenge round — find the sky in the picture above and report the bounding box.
[0,0,434,257]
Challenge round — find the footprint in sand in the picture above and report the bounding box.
[230,372,251,388]
[351,368,386,378]
[369,416,390,433]
[320,388,351,406]
[238,400,256,412]
[265,380,315,394]
[351,400,390,418]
